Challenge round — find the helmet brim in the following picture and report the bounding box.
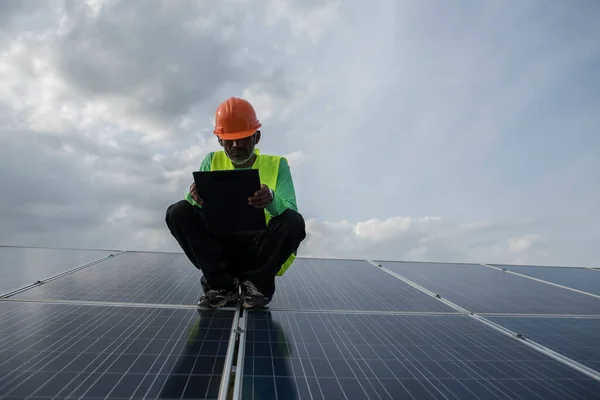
[213,126,261,140]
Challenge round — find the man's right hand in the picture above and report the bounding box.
[190,182,203,205]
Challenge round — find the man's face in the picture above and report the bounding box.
[222,134,256,165]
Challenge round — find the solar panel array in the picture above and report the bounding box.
[1,247,599,399]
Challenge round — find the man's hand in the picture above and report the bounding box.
[248,184,273,209]
[190,182,203,205]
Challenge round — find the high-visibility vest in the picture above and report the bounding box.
[209,150,296,276]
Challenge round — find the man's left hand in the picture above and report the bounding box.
[248,184,273,209]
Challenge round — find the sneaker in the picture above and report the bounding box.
[198,281,239,308]
[240,280,269,309]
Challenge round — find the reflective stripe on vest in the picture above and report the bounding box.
[210,150,295,276]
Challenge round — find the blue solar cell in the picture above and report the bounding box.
[486,316,600,372]
[270,258,453,312]
[0,246,115,295]
[11,252,205,305]
[0,301,233,399]
[6,245,599,400]
[377,261,600,315]
[241,311,600,400]
[491,265,600,296]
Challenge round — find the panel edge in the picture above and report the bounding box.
[217,304,241,400]
[472,314,600,382]
[366,259,471,313]
[232,307,248,400]
[480,263,600,299]
[0,250,127,298]
[368,259,600,383]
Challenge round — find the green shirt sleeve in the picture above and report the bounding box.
[266,157,298,217]
[184,152,214,207]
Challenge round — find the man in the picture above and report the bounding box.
[165,97,306,309]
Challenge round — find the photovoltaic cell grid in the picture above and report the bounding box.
[12,251,205,305]
[487,317,600,372]
[0,246,115,295]
[269,258,453,312]
[241,311,600,400]
[377,261,600,315]
[2,247,600,399]
[0,301,233,399]
[491,264,600,296]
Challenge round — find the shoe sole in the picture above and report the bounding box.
[199,293,239,308]
[243,295,269,309]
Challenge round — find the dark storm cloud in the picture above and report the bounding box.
[0,135,100,245]
[0,133,83,208]
[0,0,54,28]
[27,126,205,203]
[0,0,26,25]
[49,0,264,131]
[0,0,309,249]
[0,0,63,52]
[0,127,186,246]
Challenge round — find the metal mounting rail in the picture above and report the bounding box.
[0,297,238,311]
[218,305,241,400]
[232,306,248,400]
[263,307,464,316]
[0,251,126,298]
[366,259,600,383]
[479,263,600,299]
[0,244,122,252]
[366,260,471,313]
[471,314,600,382]
[477,312,600,319]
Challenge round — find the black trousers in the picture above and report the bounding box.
[165,200,306,300]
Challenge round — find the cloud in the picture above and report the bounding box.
[0,0,339,251]
[265,0,342,43]
[299,217,573,267]
[506,235,544,255]
[283,150,310,167]
[0,0,599,271]
[1,1,258,143]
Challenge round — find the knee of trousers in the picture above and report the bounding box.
[165,200,194,228]
[278,209,307,241]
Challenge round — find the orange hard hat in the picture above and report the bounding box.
[213,97,262,140]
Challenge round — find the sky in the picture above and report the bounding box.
[1,0,599,267]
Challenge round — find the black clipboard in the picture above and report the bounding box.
[193,169,267,233]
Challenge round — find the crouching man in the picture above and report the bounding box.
[166,97,306,309]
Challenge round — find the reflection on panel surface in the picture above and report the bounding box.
[0,301,233,399]
[270,258,453,312]
[12,252,204,305]
[241,311,600,400]
[0,246,115,295]
[488,316,600,372]
[493,264,600,296]
[378,261,600,315]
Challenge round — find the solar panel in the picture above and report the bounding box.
[0,301,233,399]
[376,261,600,315]
[11,252,205,305]
[269,258,453,312]
[241,311,600,400]
[487,316,600,372]
[0,246,116,296]
[491,264,600,296]
[2,248,600,399]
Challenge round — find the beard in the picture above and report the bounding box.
[227,148,253,164]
